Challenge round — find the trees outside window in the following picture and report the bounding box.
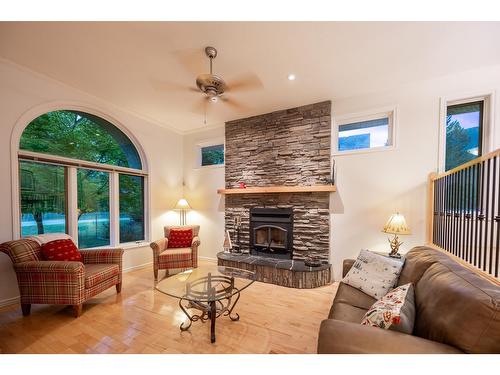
[201,144,224,166]
[445,101,483,171]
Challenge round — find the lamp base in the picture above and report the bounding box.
[387,234,403,259]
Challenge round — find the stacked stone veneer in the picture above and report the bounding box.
[224,101,332,261]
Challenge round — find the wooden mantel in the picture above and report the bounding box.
[217,185,336,195]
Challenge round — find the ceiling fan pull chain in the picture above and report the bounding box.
[204,101,207,125]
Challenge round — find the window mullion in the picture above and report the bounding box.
[109,172,120,247]
[67,166,79,247]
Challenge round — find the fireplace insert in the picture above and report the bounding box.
[249,207,293,259]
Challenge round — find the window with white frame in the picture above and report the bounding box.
[335,109,395,154]
[18,110,147,248]
[444,98,487,171]
[196,140,224,167]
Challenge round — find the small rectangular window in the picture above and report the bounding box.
[19,161,67,236]
[201,144,224,166]
[336,111,394,153]
[77,169,110,249]
[445,101,484,171]
[119,174,145,243]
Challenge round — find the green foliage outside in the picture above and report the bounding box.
[445,115,477,171]
[20,110,141,168]
[20,161,66,236]
[201,145,224,166]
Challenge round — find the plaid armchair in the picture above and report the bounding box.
[150,225,200,280]
[0,238,123,317]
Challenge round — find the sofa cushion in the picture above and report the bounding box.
[329,302,368,323]
[332,282,377,310]
[414,257,500,353]
[361,283,415,334]
[41,239,82,262]
[318,319,463,354]
[342,249,405,299]
[167,228,193,248]
[85,264,119,289]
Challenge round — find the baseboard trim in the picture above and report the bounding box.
[123,261,153,273]
[199,256,217,263]
[0,295,20,308]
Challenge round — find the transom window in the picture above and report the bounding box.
[335,108,395,154]
[18,110,147,248]
[201,144,224,166]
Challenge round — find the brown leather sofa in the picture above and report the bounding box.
[317,246,500,354]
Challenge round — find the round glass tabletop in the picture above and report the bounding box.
[155,265,256,303]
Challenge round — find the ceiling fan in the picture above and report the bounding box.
[185,46,263,113]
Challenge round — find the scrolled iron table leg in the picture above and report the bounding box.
[224,288,241,321]
[210,300,216,343]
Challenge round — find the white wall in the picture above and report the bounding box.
[183,64,500,281]
[183,128,225,260]
[0,59,184,306]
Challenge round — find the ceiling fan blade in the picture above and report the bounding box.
[220,96,250,111]
[150,79,199,93]
[226,73,263,92]
[171,48,207,76]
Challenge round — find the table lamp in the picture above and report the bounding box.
[174,198,191,225]
[382,213,410,258]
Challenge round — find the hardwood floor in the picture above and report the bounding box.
[0,261,338,354]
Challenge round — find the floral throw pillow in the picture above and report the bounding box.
[342,249,404,299]
[361,283,415,334]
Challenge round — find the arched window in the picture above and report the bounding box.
[18,110,148,249]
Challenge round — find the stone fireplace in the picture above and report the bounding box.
[218,100,333,288]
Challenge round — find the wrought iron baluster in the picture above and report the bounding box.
[484,158,491,271]
[495,155,500,278]
[489,156,497,275]
[478,160,485,270]
[473,163,480,267]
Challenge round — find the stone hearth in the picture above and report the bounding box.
[217,252,331,289]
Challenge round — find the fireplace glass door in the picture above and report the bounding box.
[254,225,287,250]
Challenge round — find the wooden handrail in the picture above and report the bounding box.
[431,148,500,180]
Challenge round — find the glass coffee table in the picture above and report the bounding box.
[155,265,255,343]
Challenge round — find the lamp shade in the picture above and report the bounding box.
[174,198,191,210]
[382,213,410,235]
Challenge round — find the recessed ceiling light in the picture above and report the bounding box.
[288,74,296,81]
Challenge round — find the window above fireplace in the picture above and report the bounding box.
[195,138,225,168]
[333,106,397,155]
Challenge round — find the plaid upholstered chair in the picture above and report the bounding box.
[0,238,123,317]
[150,225,200,280]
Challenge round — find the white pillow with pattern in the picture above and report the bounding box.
[342,249,404,299]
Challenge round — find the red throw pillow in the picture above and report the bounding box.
[41,239,82,262]
[167,228,193,248]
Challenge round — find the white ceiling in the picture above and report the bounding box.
[1,22,500,133]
